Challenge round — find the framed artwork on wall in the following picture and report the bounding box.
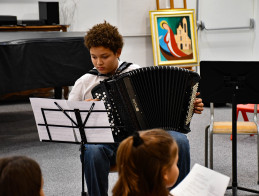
[149,9,199,67]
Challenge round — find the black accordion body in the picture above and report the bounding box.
[92,66,200,142]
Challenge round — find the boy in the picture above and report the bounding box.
[68,21,203,196]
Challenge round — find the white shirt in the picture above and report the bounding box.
[68,61,141,101]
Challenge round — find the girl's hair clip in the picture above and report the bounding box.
[132,131,143,147]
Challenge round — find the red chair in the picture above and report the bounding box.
[230,104,259,140]
[237,104,259,121]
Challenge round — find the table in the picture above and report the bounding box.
[0,25,69,32]
[0,25,77,100]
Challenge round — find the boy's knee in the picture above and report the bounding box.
[84,145,104,162]
[167,131,190,151]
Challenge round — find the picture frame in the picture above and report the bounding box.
[149,9,199,67]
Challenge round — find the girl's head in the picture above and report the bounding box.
[0,156,44,196]
[113,129,179,196]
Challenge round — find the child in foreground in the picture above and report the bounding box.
[0,155,44,196]
[113,129,179,196]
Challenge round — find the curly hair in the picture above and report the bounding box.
[84,21,124,54]
[112,129,178,196]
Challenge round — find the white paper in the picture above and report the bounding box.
[30,98,114,143]
[170,164,230,196]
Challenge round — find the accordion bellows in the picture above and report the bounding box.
[92,66,200,142]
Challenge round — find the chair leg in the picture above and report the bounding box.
[209,128,213,169]
[205,125,209,167]
[257,133,259,184]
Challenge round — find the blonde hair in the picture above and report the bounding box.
[112,129,178,196]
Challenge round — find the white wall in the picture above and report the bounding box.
[198,0,256,61]
[0,0,258,67]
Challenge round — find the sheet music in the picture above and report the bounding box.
[30,98,114,143]
[66,100,114,143]
[170,164,230,196]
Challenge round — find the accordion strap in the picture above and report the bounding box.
[88,61,132,76]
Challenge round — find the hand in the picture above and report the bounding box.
[84,98,100,101]
[194,92,204,114]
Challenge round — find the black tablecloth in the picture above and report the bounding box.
[0,32,93,95]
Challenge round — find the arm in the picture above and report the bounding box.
[68,77,85,101]
[68,74,99,101]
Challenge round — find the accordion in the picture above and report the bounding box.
[92,66,200,142]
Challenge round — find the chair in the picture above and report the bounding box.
[205,103,259,183]
[237,104,259,121]
[230,104,259,140]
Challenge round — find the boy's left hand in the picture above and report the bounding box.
[194,92,204,114]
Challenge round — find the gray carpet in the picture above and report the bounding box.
[0,100,259,196]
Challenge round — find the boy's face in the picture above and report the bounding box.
[90,46,121,75]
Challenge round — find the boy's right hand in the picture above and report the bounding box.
[84,98,100,101]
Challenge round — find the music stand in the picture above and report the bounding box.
[200,61,259,195]
[30,98,118,196]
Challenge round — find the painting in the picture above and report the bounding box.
[149,9,199,67]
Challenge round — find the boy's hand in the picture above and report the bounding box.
[194,92,204,114]
[84,98,100,101]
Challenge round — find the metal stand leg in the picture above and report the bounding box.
[81,143,87,196]
[227,90,259,195]
[205,125,209,167]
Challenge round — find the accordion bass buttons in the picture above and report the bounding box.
[94,93,102,99]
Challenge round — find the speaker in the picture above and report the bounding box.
[39,2,59,25]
